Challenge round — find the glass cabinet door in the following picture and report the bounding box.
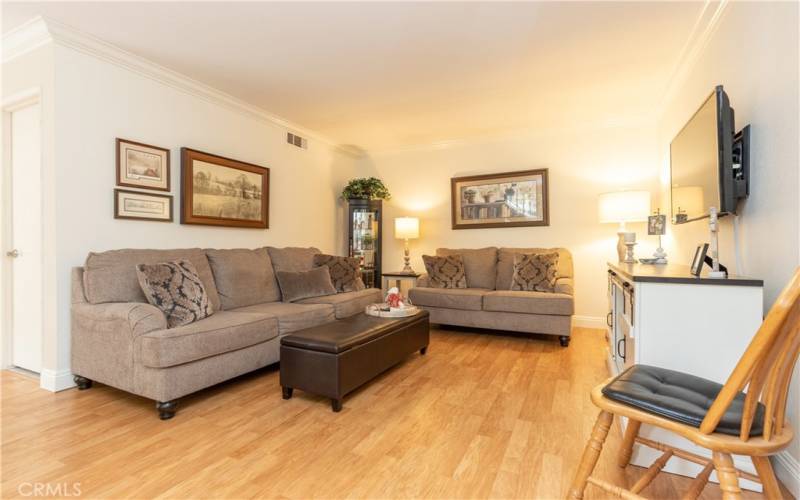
[351,207,379,288]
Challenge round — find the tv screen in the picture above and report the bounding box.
[670,86,742,224]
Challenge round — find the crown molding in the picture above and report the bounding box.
[2,16,52,64]
[2,16,362,158]
[657,0,730,113]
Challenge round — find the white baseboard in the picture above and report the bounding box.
[774,450,800,499]
[39,369,75,392]
[573,315,606,329]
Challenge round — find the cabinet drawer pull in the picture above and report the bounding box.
[606,312,613,327]
[617,338,626,360]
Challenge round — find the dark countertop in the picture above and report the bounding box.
[608,262,764,287]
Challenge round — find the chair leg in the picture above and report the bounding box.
[752,456,782,500]
[568,410,614,499]
[712,452,742,500]
[618,420,641,467]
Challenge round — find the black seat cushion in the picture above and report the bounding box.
[602,365,764,437]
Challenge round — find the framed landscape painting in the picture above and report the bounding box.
[114,189,173,222]
[451,168,549,229]
[180,148,269,228]
[116,138,170,191]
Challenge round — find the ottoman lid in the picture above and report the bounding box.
[281,310,429,354]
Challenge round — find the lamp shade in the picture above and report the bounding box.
[394,217,419,239]
[598,191,651,223]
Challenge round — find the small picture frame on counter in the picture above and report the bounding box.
[690,243,709,276]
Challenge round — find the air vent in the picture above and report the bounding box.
[287,132,307,149]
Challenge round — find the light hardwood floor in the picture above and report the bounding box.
[0,327,791,499]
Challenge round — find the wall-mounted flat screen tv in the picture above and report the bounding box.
[670,85,749,224]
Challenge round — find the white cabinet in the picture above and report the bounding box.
[606,262,764,489]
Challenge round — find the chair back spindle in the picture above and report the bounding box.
[699,267,800,441]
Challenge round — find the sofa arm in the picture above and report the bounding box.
[72,302,167,339]
[555,277,574,296]
[416,274,431,288]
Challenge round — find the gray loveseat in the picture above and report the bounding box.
[71,247,381,419]
[408,247,574,345]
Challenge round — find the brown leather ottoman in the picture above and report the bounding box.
[280,310,430,412]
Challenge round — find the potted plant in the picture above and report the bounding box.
[341,177,391,201]
[463,188,477,204]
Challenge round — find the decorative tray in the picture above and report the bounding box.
[365,304,421,318]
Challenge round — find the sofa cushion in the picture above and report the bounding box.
[138,311,278,368]
[298,288,382,319]
[83,248,221,311]
[496,247,573,291]
[232,302,335,335]
[483,290,574,316]
[510,252,559,292]
[422,254,467,289]
[136,259,213,328]
[313,254,365,293]
[267,246,321,272]
[276,267,338,303]
[408,287,488,311]
[436,247,497,289]
[206,248,280,309]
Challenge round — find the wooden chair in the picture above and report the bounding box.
[568,267,800,499]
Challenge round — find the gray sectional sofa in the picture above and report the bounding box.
[70,246,381,419]
[408,247,574,345]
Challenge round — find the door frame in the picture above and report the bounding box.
[1,87,43,370]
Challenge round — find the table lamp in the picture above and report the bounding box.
[394,217,419,273]
[598,191,651,262]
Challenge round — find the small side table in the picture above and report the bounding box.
[382,272,422,294]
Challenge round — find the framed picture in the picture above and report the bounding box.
[181,148,269,228]
[116,138,170,191]
[648,214,667,235]
[114,189,173,222]
[690,243,709,276]
[451,168,549,229]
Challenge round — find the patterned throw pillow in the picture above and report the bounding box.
[422,254,467,289]
[136,259,213,328]
[510,253,559,292]
[313,254,366,293]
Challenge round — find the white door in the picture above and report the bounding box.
[7,102,42,373]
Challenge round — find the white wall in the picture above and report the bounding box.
[657,2,799,494]
[3,41,360,388]
[359,124,660,322]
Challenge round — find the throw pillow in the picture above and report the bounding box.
[135,259,213,328]
[422,254,467,289]
[313,254,366,293]
[510,253,559,292]
[275,266,338,302]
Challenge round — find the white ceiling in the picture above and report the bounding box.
[2,2,705,152]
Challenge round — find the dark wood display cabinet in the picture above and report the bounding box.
[347,199,382,289]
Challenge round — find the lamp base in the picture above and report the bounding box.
[402,242,415,274]
[616,232,627,262]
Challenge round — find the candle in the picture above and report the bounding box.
[623,232,636,243]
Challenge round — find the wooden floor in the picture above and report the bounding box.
[0,327,790,499]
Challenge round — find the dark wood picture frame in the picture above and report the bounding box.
[180,148,269,229]
[451,168,550,229]
[116,138,170,192]
[113,188,173,222]
[690,243,709,276]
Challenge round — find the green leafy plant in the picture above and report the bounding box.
[341,177,391,200]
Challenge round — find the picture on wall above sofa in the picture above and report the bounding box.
[116,138,170,192]
[181,148,269,229]
[451,168,549,229]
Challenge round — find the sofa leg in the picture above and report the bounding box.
[559,335,570,347]
[73,375,93,390]
[282,387,293,399]
[331,399,343,412]
[420,346,428,355]
[156,400,177,420]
